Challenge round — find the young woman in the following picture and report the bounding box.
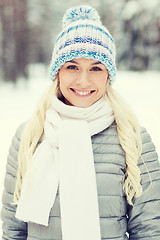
[1,5,160,240]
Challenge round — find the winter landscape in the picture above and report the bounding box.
[0,67,160,237]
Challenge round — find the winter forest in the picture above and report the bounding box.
[0,0,160,82]
[0,0,160,236]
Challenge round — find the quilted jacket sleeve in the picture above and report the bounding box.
[1,124,28,239]
[127,127,160,239]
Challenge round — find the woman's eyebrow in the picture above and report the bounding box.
[66,60,78,64]
[91,61,102,65]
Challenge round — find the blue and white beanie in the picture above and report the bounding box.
[50,5,116,84]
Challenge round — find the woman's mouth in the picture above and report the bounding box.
[70,88,95,96]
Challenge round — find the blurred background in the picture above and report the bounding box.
[0,0,160,82]
[0,0,160,236]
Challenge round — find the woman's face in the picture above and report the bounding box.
[58,57,109,108]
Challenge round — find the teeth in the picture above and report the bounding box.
[75,90,91,95]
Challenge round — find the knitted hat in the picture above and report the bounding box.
[50,5,116,84]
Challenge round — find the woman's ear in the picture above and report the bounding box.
[106,73,109,85]
[105,75,110,95]
[55,75,64,100]
[57,73,60,83]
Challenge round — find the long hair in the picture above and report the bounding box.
[106,84,142,204]
[13,79,142,205]
[13,81,57,203]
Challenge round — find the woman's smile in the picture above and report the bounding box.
[70,88,96,97]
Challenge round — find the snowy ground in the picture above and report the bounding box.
[0,65,160,237]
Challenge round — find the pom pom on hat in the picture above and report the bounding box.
[62,5,102,28]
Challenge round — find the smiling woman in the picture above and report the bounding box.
[58,58,108,107]
[1,4,160,240]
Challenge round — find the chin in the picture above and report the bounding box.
[64,97,98,108]
[72,102,94,108]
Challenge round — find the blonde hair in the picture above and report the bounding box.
[14,80,142,205]
[106,84,142,204]
[13,81,57,203]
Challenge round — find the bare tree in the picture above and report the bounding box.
[0,0,29,82]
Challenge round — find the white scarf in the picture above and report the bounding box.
[16,95,114,240]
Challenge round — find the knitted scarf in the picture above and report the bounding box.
[16,95,114,240]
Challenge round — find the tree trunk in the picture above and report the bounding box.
[1,0,29,82]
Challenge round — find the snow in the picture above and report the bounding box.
[140,0,160,10]
[0,66,160,237]
[122,1,141,20]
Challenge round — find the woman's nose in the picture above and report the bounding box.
[76,71,90,86]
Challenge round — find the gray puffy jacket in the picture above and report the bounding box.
[1,122,160,239]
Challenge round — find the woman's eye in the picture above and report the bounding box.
[91,66,102,71]
[66,65,78,70]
